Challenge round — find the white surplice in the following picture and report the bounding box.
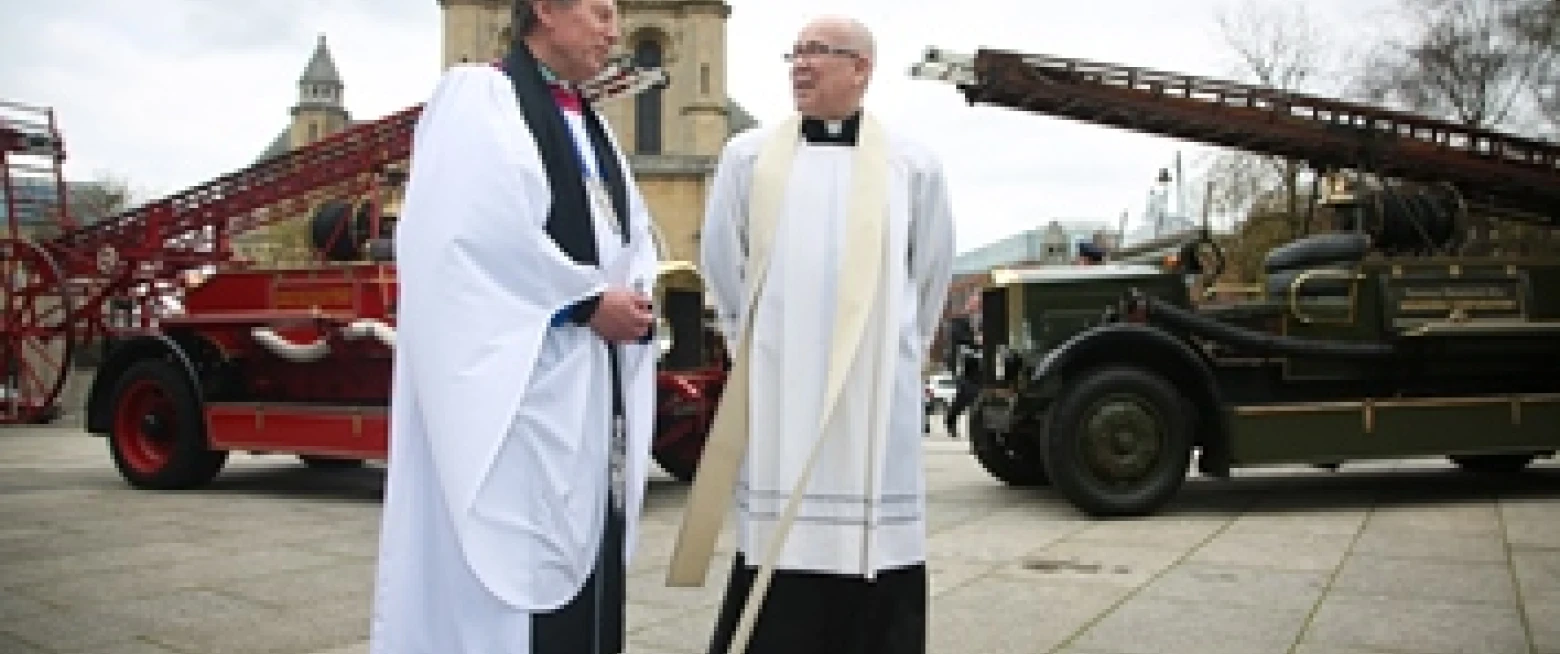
[369,64,659,653]
[699,115,956,578]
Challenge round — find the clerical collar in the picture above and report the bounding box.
[801,111,861,146]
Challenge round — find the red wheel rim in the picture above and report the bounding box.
[0,239,74,423]
[654,397,708,462]
[112,378,176,475]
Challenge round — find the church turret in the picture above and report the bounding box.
[288,34,351,150]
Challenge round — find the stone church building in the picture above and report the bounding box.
[253,0,754,265]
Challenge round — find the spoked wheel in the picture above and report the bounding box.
[0,239,74,424]
[652,409,707,483]
[651,381,714,483]
[108,359,227,489]
[1044,366,1191,517]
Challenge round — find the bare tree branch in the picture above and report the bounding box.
[1356,0,1556,134]
[1506,0,1560,135]
[69,171,135,225]
[1214,1,1334,92]
[1198,0,1334,238]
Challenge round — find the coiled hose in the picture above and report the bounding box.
[1129,293,1396,360]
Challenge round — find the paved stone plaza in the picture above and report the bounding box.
[1,422,1558,654]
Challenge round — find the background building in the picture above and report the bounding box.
[439,0,755,264]
[953,220,1119,274]
[920,219,1117,373]
[244,0,756,266]
[0,180,104,240]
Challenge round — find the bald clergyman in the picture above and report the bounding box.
[695,14,956,654]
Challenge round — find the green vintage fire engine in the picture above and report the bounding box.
[912,47,1560,516]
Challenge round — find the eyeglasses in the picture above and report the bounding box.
[783,41,860,63]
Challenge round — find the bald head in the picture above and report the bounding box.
[804,15,875,64]
[789,15,876,119]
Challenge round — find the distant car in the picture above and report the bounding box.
[925,373,958,413]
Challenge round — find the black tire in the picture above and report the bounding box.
[309,199,370,261]
[970,397,1049,487]
[1449,453,1535,474]
[652,409,705,483]
[1263,233,1369,273]
[107,359,227,490]
[653,449,698,483]
[1043,366,1190,516]
[300,455,365,469]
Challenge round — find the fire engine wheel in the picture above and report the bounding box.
[1449,453,1535,474]
[969,397,1048,487]
[0,239,74,424]
[652,409,706,483]
[299,455,365,469]
[1044,366,1190,517]
[108,359,228,490]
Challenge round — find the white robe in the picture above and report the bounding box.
[699,118,956,578]
[369,64,659,653]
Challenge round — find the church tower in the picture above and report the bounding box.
[288,35,352,150]
[436,0,754,264]
[437,0,512,67]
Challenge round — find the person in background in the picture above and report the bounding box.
[943,291,981,439]
[1076,241,1106,265]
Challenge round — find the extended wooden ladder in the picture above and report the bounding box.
[911,47,1560,223]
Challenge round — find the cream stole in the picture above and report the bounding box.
[667,112,890,650]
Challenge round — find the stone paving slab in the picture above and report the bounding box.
[1068,596,1316,654]
[2,423,1559,654]
[1136,563,1330,613]
[1302,594,1530,654]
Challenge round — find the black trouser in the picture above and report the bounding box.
[944,378,978,436]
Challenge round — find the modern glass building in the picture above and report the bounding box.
[0,179,115,235]
[953,220,1120,274]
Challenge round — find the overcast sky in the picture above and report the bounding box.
[1,0,1390,253]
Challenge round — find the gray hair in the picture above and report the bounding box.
[512,0,579,37]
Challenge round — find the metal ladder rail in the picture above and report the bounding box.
[45,104,421,261]
[913,48,1560,219]
[1003,50,1559,170]
[41,56,666,261]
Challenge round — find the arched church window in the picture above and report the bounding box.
[634,37,663,154]
[701,64,710,95]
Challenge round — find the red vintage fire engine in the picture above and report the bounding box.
[0,60,721,487]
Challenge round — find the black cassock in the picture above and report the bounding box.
[707,553,928,654]
[531,506,625,654]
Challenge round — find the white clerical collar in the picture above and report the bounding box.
[801,111,862,145]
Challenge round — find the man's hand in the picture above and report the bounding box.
[588,288,654,343]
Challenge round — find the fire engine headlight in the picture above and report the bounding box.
[656,318,672,356]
